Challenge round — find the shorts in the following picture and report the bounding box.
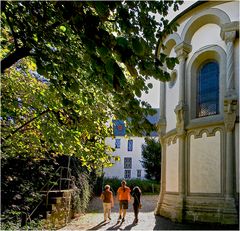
[119,200,128,209]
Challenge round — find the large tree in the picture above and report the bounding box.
[141,137,161,181]
[1,1,182,166]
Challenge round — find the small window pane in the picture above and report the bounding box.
[115,139,121,148]
[124,157,132,169]
[124,170,131,179]
[137,170,141,178]
[197,62,219,117]
[128,140,133,151]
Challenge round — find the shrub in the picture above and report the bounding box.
[99,177,160,195]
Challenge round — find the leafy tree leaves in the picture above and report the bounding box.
[1,1,182,167]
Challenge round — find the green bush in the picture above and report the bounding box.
[71,172,92,214]
[100,177,160,195]
[1,155,96,230]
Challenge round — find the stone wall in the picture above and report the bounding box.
[43,190,75,230]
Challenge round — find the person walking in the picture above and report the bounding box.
[131,186,142,224]
[117,180,131,222]
[100,184,114,222]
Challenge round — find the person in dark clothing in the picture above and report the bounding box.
[131,186,142,224]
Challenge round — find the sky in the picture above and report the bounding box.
[140,1,197,108]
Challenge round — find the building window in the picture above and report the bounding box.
[137,170,141,178]
[128,140,133,151]
[124,170,131,179]
[115,139,121,148]
[124,157,132,169]
[196,61,219,118]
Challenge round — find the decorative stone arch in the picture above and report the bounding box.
[187,126,224,139]
[157,32,181,137]
[162,33,181,56]
[181,8,231,44]
[186,45,227,123]
[167,135,178,145]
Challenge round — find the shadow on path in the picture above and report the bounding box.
[122,222,138,230]
[87,221,110,230]
[153,215,239,230]
[106,220,123,230]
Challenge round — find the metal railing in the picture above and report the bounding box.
[26,166,73,223]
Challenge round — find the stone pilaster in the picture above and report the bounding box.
[158,81,166,139]
[224,98,238,198]
[221,22,239,223]
[223,98,238,224]
[173,42,191,221]
[175,42,192,105]
[221,22,238,198]
[221,22,238,98]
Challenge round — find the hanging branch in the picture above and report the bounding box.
[1,108,51,143]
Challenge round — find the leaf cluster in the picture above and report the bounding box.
[1,1,182,166]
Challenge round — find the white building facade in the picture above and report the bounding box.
[155,1,239,225]
[104,110,160,180]
[104,137,147,179]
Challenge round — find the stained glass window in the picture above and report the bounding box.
[197,61,219,117]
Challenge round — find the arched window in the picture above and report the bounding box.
[196,61,219,118]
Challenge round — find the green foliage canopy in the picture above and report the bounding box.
[1,1,182,167]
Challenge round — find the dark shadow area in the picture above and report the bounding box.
[87,221,110,230]
[106,220,123,230]
[153,215,239,230]
[122,221,138,230]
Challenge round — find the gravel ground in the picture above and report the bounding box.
[59,195,239,231]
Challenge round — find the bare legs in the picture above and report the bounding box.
[118,208,127,221]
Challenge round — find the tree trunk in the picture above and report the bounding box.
[1,47,31,73]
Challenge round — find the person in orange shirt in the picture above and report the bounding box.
[100,185,114,222]
[117,180,131,222]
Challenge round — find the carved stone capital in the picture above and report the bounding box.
[158,118,166,137]
[224,98,238,132]
[220,21,239,43]
[224,31,236,43]
[174,103,187,135]
[175,42,192,60]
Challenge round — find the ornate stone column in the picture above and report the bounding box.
[175,42,192,106]
[156,81,166,214]
[224,99,237,198]
[158,81,166,138]
[221,23,238,223]
[221,24,238,199]
[174,42,191,197]
[221,23,238,98]
[169,42,191,221]
[225,31,236,96]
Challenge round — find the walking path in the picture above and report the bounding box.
[59,195,238,230]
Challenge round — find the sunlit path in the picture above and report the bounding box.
[59,195,238,230]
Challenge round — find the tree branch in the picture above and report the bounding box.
[1,47,31,73]
[1,108,51,143]
[4,10,19,49]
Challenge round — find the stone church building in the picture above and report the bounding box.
[155,1,239,224]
